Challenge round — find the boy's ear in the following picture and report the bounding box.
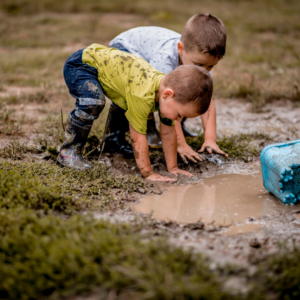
[162,88,175,99]
[177,41,185,56]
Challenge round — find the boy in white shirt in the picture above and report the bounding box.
[104,13,228,163]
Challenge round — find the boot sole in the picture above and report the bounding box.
[56,158,91,171]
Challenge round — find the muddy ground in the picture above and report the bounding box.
[2,89,300,267]
[97,99,300,264]
[1,0,300,298]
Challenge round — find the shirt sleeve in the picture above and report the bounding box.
[125,97,152,135]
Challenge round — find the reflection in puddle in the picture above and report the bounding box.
[133,172,299,234]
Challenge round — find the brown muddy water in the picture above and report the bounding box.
[132,170,299,235]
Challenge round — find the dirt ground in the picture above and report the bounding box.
[1,0,300,298]
[2,84,300,267]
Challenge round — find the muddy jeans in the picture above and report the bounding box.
[63,49,106,134]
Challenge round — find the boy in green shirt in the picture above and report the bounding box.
[57,44,212,182]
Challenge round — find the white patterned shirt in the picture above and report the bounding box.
[110,26,180,74]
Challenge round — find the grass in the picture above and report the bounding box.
[0,0,299,105]
[0,109,25,136]
[0,160,243,300]
[0,210,240,300]
[1,1,300,298]
[1,159,300,299]
[0,141,36,160]
[0,159,144,211]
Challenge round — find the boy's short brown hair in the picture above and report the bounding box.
[164,65,212,115]
[181,13,226,59]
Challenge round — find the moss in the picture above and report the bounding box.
[0,168,83,214]
[0,210,249,300]
[0,159,144,211]
[253,247,300,299]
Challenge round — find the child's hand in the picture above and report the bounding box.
[177,142,205,164]
[169,167,193,177]
[199,140,228,157]
[145,172,176,182]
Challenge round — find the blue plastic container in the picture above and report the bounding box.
[260,139,300,205]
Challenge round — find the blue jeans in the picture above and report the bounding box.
[63,49,106,129]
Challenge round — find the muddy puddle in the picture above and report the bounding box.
[133,170,299,235]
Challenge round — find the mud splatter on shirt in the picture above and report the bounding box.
[82,44,164,134]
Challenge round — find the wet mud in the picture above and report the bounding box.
[132,170,298,233]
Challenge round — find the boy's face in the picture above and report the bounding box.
[159,89,200,122]
[178,42,219,72]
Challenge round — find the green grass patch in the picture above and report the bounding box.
[0,168,82,213]
[0,163,243,300]
[253,247,300,299]
[0,159,144,211]
[0,209,244,300]
[1,158,300,299]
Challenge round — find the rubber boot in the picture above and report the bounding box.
[181,117,199,137]
[102,103,133,156]
[146,113,162,148]
[57,115,92,171]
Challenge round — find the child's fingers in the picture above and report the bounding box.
[164,177,176,182]
[146,173,176,182]
[170,170,193,177]
[185,154,197,163]
[194,153,205,161]
[181,152,204,164]
[208,146,229,157]
[180,154,189,164]
[205,146,213,154]
[180,170,193,177]
[214,148,229,157]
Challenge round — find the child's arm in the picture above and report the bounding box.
[160,121,193,177]
[198,100,228,157]
[129,124,175,182]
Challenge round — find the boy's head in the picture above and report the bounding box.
[159,65,212,122]
[178,13,227,72]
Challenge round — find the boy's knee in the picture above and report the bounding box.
[75,97,106,122]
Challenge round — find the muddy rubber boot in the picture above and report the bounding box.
[181,117,199,137]
[102,103,133,156]
[57,116,92,171]
[146,113,162,149]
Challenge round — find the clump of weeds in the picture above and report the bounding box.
[0,141,37,160]
[0,110,24,136]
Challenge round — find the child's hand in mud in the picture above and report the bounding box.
[177,143,205,164]
[168,168,193,177]
[145,172,176,182]
[199,140,228,157]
